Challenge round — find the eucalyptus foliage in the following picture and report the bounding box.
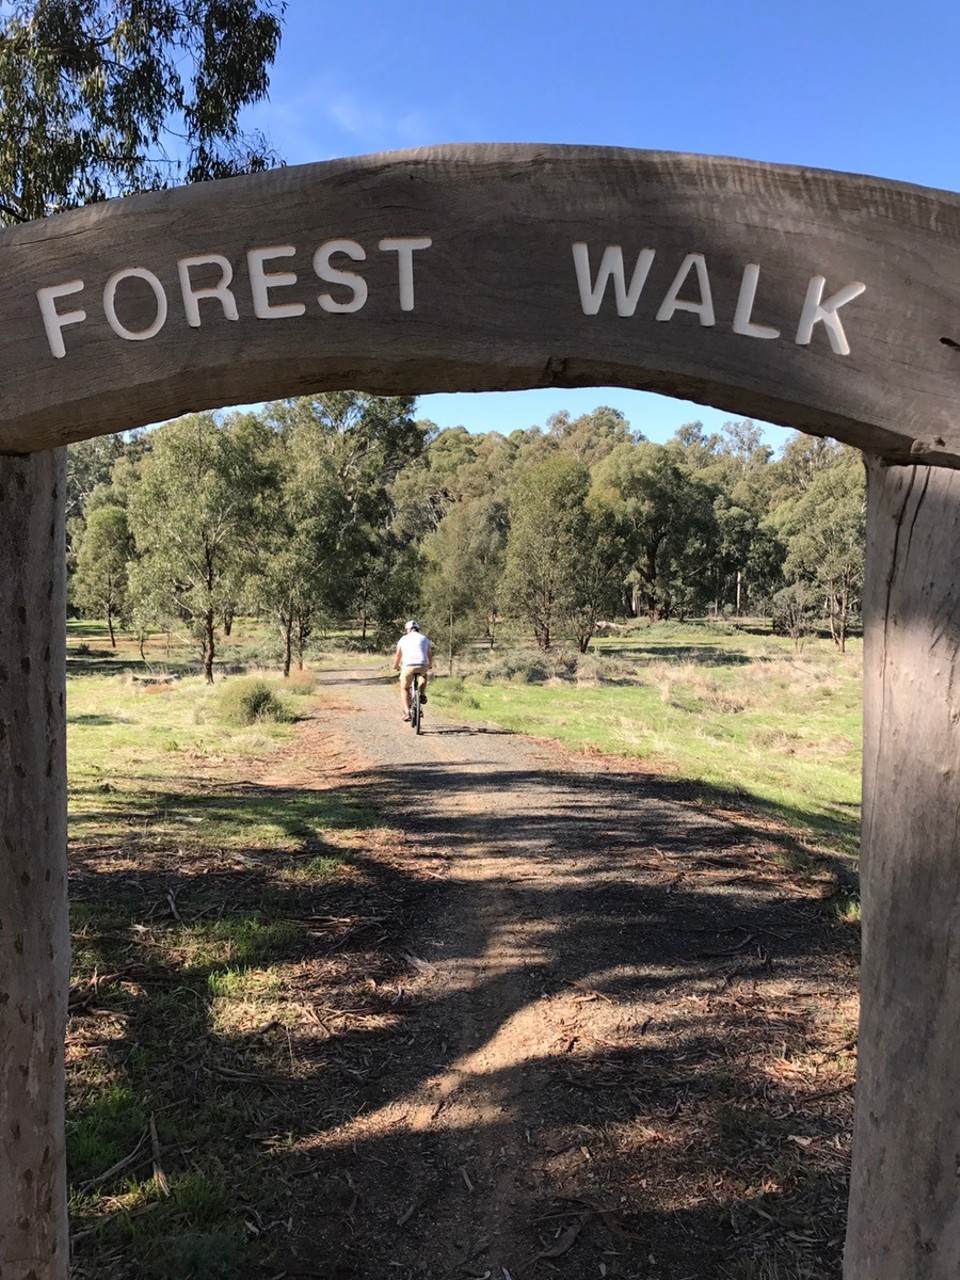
[0,0,285,223]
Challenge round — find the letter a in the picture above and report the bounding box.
[656,253,716,326]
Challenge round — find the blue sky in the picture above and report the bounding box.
[245,0,959,452]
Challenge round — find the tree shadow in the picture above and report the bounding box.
[67,749,857,1279]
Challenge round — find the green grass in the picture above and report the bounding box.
[432,621,863,856]
[65,622,380,1277]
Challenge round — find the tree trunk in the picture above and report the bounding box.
[839,582,849,654]
[204,611,215,684]
[846,457,960,1278]
[107,605,116,648]
[0,449,69,1280]
[280,611,293,679]
[295,614,310,670]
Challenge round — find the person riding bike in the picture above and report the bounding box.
[393,620,433,721]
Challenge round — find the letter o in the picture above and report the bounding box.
[103,267,168,341]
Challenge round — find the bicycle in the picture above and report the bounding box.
[409,672,426,735]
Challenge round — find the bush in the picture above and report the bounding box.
[770,584,819,644]
[214,678,289,727]
[478,651,558,684]
[284,668,317,695]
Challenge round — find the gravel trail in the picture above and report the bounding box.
[286,661,857,1280]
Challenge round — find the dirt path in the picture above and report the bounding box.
[276,662,858,1280]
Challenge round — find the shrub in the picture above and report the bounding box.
[285,668,317,695]
[479,651,559,684]
[214,678,289,727]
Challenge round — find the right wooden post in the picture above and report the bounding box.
[846,456,960,1277]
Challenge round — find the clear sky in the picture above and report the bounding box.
[244,0,959,452]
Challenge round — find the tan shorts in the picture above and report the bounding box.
[401,664,428,690]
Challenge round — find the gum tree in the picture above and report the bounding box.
[0,0,284,224]
[0,8,285,1263]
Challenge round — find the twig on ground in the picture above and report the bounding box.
[530,1210,589,1261]
[800,1081,856,1103]
[73,1129,150,1197]
[149,1113,170,1197]
[697,932,755,957]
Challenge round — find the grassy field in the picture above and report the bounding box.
[430,620,863,858]
[66,626,382,1277]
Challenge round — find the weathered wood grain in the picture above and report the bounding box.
[0,450,69,1279]
[847,456,960,1277]
[0,145,958,462]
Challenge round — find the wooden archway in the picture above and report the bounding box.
[2,145,959,1279]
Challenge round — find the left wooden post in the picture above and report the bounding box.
[0,449,69,1280]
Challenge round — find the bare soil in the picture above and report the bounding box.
[269,664,858,1280]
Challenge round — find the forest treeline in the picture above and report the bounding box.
[67,394,866,680]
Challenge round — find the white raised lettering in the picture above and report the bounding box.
[103,268,168,341]
[732,263,780,340]
[378,237,433,311]
[795,275,866,356]
[314,239,368,313]
[247,246,305,319]
[656,253,715,326]
[178,254,239,327]
[572,244,656,316]
[37,280,86,359]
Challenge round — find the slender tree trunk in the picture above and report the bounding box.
[839,583,849,654]
[846,457,960,1278]
[107,605,116,648]
[204,610,215,683]
[280,612,293,679]
[0,449,69,1280]
[295,614,310,670]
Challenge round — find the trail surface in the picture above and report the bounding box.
[279,662,857,1280]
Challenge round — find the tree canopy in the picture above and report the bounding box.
[0,0,285,224]
[66,402,868,665]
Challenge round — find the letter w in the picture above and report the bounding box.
[572,243,656,316]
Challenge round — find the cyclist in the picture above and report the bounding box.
[393,619,433,721]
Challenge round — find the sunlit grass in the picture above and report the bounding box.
[432,622,863,855]
[65,624,377,1277]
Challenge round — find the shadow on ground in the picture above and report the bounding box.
[67,750,857,1280]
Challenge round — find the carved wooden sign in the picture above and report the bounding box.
[1,143,959,463]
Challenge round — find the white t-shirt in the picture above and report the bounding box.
[397,631,431,666]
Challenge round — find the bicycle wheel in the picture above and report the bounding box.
[410,684,421,733]
[415,685,424,735]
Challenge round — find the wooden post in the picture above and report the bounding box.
[0,449,69,1280]
[846,456,960,1278]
